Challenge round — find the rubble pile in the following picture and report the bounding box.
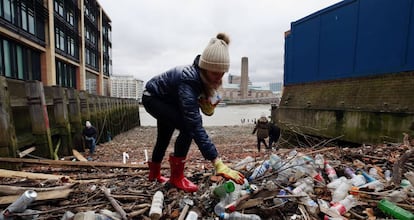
[0,126,413,219]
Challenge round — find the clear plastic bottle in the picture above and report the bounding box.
[248,160,270,181]
[384,170,392,182]
[324,161,338,182]
[149,191,164,220]
[233,156,255,170]
[220,211,261,220]
[227,180,241,203]
[332,179,352,203]
[314,154,325,170]
[185,209,200,220]
[329,195,358,216]
[214,195,231,216]
[369,167,381,180]
[273,188,288,207]
[269,154,283,171]
[300,193,319,215]
[327,176,347,191]
[292,177,314,194]
[363,179,384,192]
[344,167,366,186]
[306,164,325,183]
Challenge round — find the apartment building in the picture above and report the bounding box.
[110,75,143,102]
[0,0,112,95]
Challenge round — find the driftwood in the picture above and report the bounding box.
[102,186,128,220]
[0,168,71,181]
[0,157,167,169]
[0,184,75,195]
[391,149,414,184]
[72,149,88,161]
[0,189,73,205]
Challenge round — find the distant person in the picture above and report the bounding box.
[82,121,98,160]
[142,33,244,193]
[252,114,269,152]
[268,122,281,150]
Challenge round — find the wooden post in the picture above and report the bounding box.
[25,81,53,159]
[67,89,83,152]
[52,86,72,156]
[79,91,90,123]
[0,77,18,166]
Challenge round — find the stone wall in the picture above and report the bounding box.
[277,71,414,144]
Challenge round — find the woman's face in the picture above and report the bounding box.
[204,70,225,89]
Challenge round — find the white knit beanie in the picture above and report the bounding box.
[199,33,230,73]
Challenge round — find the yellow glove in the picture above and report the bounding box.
[214,159,245,184]
[198,96,219,116]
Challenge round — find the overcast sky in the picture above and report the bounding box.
[98,0,342,85]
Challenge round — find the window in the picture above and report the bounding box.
[56,59,76,88]
[21,3,27,31]
[3,40,11,77]
[55,0,63,16]
[28,9,35,34]
[1,0,44,40]
[16,45,23,79]
[3,0,12,21]
[0,37,41,80]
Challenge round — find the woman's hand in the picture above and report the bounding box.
[213,158,245,184]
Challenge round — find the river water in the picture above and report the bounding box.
[139,104,272,126]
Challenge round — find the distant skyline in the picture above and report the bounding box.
[98,0,343,84]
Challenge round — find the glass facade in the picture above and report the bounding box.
[0,36,41,81]
[55,59,76,88]
[0,0,46,43]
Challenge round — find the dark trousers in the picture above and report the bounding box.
[142,95,192,163]
[269,137,275,148]
[256,137,268,152]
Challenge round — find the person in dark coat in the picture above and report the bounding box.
[252,115,269,152]
[268,122,281,150]
[82,121,98,160]
[142,33,244,193]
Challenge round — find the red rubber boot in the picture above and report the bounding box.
[148,161,169,183]
[168,155,198,192]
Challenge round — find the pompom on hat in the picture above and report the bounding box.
[198,33,230,73]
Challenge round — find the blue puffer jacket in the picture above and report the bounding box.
[144,55,218,160]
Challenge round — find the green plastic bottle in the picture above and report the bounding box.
[378,199,414,220]
[213,181,235,199]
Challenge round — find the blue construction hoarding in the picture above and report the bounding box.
[284,0,414,85]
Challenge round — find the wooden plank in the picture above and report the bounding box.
[0,184,74,196]
[0,169,71,180]
[0,189,73,205]
[0,157,160,169]
[72,149,87,161]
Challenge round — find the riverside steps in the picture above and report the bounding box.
[0,76,140,168]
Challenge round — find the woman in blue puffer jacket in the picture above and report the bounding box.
[142,33,244,192]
